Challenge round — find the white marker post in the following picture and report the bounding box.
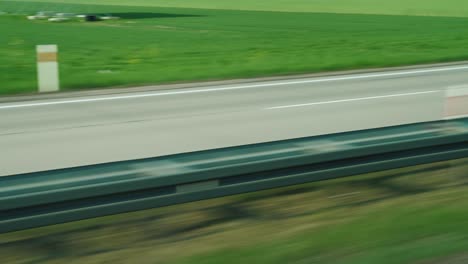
[37,45,59,92]
[445,86,468,119]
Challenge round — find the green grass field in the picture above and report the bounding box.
[1,159,467,263]
[1,0,468,95]
[9,0,468,17]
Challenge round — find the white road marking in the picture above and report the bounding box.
[1,65,468,110]
[266,90,440,110]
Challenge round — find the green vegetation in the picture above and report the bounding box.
[179,195,468,264]
[10,0,468,17]
[1,0,468,95]
[1,159,467,263]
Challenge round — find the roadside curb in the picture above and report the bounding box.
[1,60,468,103]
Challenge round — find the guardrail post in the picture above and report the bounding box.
[37,44,59,92]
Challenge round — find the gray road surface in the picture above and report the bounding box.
[1,65,468,176]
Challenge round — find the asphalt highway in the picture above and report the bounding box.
[1,64,468,176]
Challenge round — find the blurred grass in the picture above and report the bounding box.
[1,1,468,95]
[1,159,467,264]
[9,0,468,17]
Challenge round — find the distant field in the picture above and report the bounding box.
[8,0,468,17]
[1,1,468,94]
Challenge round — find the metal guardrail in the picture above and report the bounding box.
[1,118,467,233]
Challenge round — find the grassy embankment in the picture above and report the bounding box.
[1,0,468,95]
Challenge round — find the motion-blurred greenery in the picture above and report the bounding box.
[1,159,468,264]
[9,0,468,17]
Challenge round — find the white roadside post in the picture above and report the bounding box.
[444,85,468,119]
[37,44,59,92]
[443,85,468,185]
